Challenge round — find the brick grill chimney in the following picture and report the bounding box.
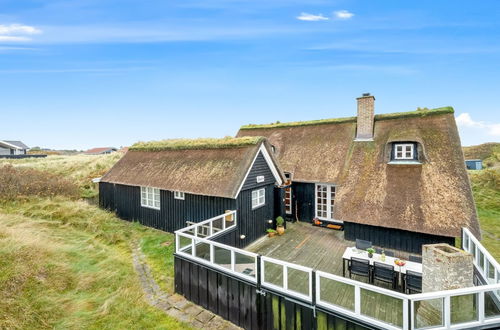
[355,93,375,141]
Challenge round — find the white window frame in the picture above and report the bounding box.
[315,183,336,221]
[251,188,266,209]
[174,191,185,200]
[394,143,414,160]
[140,186,161,210]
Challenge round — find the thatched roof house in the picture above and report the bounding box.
[100,137,284,247]
[237,94,480,251]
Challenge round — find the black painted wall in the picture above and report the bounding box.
[241,152,277,190]
[175,255,371,330]
[344,222,455,254]
[99,182,236,232]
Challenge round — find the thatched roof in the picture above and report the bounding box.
[101,137,282,199]
[237,107,481,238]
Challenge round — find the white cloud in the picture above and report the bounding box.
[296,13,329,21]
[0,24,42,42]
[333,10,354,20]
[456,113,500,137]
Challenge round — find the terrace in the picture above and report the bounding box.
[175,213,500,329]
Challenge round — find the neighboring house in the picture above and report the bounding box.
[99,137,284,247]
[0,140,29,155]
[465,159,483,170]
[84,147,117,155]
[237,94,481,253]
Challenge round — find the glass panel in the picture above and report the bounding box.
[196,225,208,238]
[287,267,310,297]
[195,242,211,261]
[263,260,283,288]
[471,241,477,259]
[360,289,403,328]
[178,235,193,253]
[414,298,443,329]
[212,217,223,232]
[485,290,500,319]
[319,276,355,311]
[224,213,235,229]
[213,245,232,270]
[451,293,478,325]
[487,261,495,281]
[234,252,255,278]
[463,234,469,251]
[478,250,485,271]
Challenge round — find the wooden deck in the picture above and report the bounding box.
[246,221,414,328]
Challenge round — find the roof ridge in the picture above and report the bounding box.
[129,136,265,152]
[239,107,454,130]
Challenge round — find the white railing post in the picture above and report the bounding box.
[209,221,213,236]
[223,215,226,230]
[354,285,361,315]
[402,299,409,330]
[210,243,214,263]
[444,295,451,328]
[192,237,196,257]
[478,291,485,323]
[231,250,235,272]
[175,233,179,253]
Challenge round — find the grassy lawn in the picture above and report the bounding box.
[0,197,186,329]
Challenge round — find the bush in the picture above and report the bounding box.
[0,165,79,200]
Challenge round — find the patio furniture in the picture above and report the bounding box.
[355,239,372,250]
[384,250,395,257]
[404,270,423,293]
[349,257,370,280]
[409,255,422,263]
[372,262,398,289]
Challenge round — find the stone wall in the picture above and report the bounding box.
[422,243,473,292]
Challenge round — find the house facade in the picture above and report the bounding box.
[237,94,481,253]
[0,140,29,155]
[84,147,118,155]
[99,137,284,248]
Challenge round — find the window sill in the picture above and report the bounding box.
[141,205,161,211]
[387,161,422,166]
[252,204,266,210]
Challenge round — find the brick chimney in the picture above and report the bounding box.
[355,93,375,141]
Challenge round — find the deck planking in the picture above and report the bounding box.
[246,221,412,327]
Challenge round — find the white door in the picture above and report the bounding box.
[315,183,337,221]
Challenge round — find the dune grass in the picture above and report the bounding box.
[0,197,186,329]
[469,169,500,260]
[0,154,122,198]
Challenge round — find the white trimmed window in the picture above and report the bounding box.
[251,188,265,209]
[174,191,185,200]
[141,186,160,210]
[394,143,415,160]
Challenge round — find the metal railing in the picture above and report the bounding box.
[175,215,500,330]
[176,210,237,239]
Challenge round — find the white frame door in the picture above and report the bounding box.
[315,183,337,222]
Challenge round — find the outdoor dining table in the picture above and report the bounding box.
[342,246,422,288]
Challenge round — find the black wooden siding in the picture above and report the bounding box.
[344,222,455,254]
[99,182,236,232]
[175,256,371,330]
[241,152,277,191]
[291,182,315,222]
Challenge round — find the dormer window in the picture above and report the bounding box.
[394,143,415,160]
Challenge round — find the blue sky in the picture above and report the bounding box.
[1,0,499,149]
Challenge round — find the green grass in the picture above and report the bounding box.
[0,197,187,329]
[239,107,453,130]
[130,136,264,151]
[469,169,500,260]
[463,142,500,169]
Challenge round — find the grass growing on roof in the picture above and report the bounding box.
[239,107,454,130]
[130,136,265,151]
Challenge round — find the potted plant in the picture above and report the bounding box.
[267,228,277,237]
[366,248,375,258]
[276,216,285,235]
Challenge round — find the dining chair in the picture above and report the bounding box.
[349,257,370,280]
[355,239,372,250]
[409,255,422,263]
[404,270,422,293]
[372,262,397,289]
[384,250,395,257]
[375,247,383,254]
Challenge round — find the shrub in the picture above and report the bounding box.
[276,216,285,226]
[0,165,79,200]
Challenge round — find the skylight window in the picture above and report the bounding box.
[394,143,415,160]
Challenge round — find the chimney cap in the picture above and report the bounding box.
[362,92,371,97]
